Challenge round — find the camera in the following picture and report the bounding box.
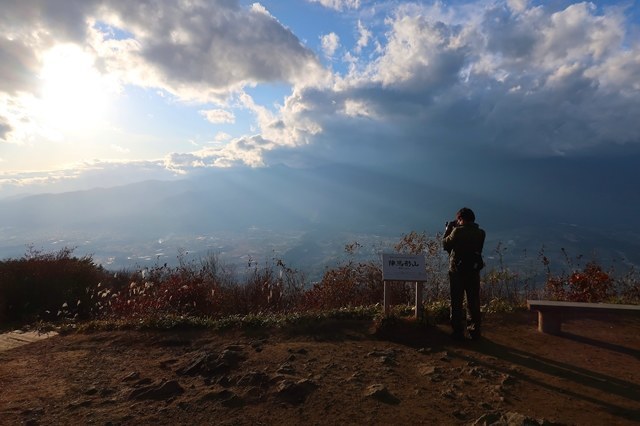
[445,220,458,229]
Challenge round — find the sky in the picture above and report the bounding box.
[1,0,640,198]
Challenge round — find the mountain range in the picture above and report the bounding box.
[1,160,638,280]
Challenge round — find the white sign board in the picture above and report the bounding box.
[382,253,427,282]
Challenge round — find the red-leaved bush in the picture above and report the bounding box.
[545,261,614,302]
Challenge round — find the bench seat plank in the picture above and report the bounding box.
[527,300,640,334]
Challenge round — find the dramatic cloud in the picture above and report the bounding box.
[2,0,640,188]
[249,1,640,167]
[90,1,326,100]
[0,0,326,145]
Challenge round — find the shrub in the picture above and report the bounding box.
[0,247,106,323]
[91,255,307,321]
[394,231,450,301]
[544,261,615,302]
[299,240,417,311]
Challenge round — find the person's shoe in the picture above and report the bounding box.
[469,330,482,340]
[451,331,466,341]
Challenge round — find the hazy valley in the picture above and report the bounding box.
[1,162,639,283]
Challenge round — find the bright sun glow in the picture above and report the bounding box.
[39,44,115,136]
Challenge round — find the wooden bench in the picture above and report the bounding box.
[527,300,640,334]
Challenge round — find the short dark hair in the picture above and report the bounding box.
[456,207,476,223]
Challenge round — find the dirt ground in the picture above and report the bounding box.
[0,311,639,425]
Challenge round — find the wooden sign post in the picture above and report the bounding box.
[382,253,428,319]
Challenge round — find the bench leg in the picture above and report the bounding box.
[538,311,561,334]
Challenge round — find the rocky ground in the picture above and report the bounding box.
[0,311,639,425]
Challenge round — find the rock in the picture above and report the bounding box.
[367,349,396,358]
[367,349,398,366]
[159,358,179,369]
[134,378,154,386]
[66,399,92,409]
[274,379,318,404]
[348,371,364,382]
[217,375,233,387]
[364,384,400,405]
[453,410,467,420]
[470,412,505,425]
[221,394,244,407]
[224,344,245,352]
[20,408,44,416]
[479,402,493,410]
[418,365,440,376]
[84,386,98,395]
[470,411,556,425]
[430,374,444,383]
[128,380,184,401]
[467,367,500,380]
[250,339,266,352]
[99,387,116,397]
[155,338,191,347]
[200,389,235,402]
[441,388,458,399]
[177,352,217,376]
[501,374,517,386]
[439,351,452,362]
[122,372,140,382]
[177,348,246,377]
[277,362,296,375]
[235,370,270,387]
[380,355,396,366]
[243,386,265,402]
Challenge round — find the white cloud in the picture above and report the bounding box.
[0,160,175,197]
[507,0,529,14]
[342,99,373,118]
[90,1,326,102]
[214,132,232,142]
[0,0,327,146]
[255,0,640,165]
[321,32,340,58]
[307,0,361,11]
[164,134,274,171]
[199,109,235,124]
[355,20,372,53]
[110,144,130,154]
[156,1,640,169]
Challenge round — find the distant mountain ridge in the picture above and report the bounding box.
[1,162,638,274]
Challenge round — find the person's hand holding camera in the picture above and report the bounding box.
[445,219,458,235]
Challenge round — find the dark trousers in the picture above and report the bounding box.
[449,270,481,334]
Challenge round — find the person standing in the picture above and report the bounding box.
[442,207,486,340]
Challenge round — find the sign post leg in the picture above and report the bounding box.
[415,281,423,320]
[384,280,390,316]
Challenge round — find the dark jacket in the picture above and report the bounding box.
[442,223,486,272]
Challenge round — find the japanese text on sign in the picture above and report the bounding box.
[382,253,427,282]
